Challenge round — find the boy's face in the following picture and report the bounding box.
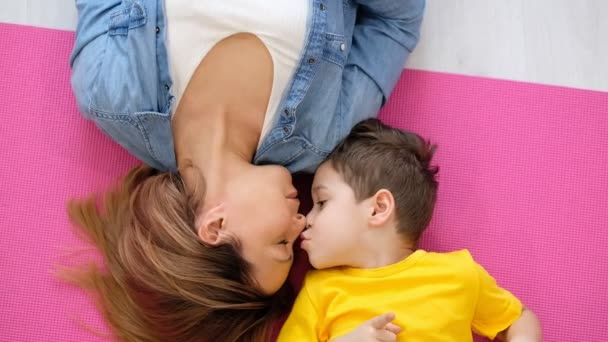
[301,162,369,269]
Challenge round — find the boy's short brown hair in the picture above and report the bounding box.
[327,118,438,244]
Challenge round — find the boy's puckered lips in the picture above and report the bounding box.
[300,229,312,249]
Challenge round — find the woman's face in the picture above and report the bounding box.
[222,165,306,294]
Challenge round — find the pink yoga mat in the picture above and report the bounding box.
[1,23,607,342]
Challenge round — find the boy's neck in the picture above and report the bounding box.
[350,228,416,269]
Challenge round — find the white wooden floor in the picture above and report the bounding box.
[1,0,607,92]
[406,0,608,92]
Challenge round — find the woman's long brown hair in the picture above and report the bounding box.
[61,164,290,342]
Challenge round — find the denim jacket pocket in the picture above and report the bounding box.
[89,0,158,117]
[109,0,147,36]
[321,33,347,67]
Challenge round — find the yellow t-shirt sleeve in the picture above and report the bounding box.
[471,259,524,339]
[277,283,320,341]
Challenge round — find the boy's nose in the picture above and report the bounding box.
[305,212,315,227]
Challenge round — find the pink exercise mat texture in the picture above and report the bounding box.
[1,23,607,342]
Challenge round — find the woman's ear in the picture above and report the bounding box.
[368,189,395,227]
[197,204,226,245]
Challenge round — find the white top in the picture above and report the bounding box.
[165,1,310,144]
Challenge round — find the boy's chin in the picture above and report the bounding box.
[309,256,339,270]
[307,254,324,269]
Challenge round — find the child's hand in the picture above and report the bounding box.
[332,313,402,342]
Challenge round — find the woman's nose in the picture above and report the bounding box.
[294,214,306,234]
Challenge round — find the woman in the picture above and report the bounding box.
[68,0,424,341]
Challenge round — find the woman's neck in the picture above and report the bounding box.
[172,104,260,203]
[171,32,274,197]
[174,104,260,163]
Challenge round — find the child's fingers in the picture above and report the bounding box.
[369,312,396,329]
[375,329,398,342]
[384,322,402,334]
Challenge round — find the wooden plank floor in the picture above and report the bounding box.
[1,0,607,91]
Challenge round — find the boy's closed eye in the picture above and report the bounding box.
[315,200,327,209]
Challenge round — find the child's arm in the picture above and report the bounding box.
[466,252,542,341]
[495,307,542,342]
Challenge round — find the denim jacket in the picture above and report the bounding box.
[70,0,424,173]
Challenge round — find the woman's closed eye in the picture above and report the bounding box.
[315,200,327,209]
[276,239,293,262]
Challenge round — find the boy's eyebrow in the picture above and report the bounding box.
[311,185,327,193]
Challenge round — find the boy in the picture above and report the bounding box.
[278,119,541,341]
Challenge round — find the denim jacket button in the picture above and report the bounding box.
[340,43,346,51]
[284,108,291,117]
[320,3,326,11]
[308,58,316,64]
[155,26,160,33]
[283,126,290,134]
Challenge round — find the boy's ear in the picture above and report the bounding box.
[197,203,227,245]
[368,189,395,227]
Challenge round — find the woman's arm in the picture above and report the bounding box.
[496,308,542,342]
[338,0,425,133]
[347,0,425,104]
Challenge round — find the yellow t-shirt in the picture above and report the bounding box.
[277,249,522,342]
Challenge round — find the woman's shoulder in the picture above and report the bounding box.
[70,0,176,171]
